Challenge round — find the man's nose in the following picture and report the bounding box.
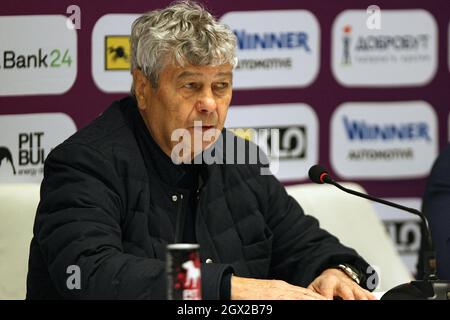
[195,88,217,114]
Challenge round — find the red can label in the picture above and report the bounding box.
[167,244,202,300]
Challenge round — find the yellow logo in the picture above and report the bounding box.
[229,128,256,141]
[105,36,131,70]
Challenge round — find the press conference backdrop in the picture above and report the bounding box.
[1,0,449,275]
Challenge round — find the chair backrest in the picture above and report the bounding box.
[0,183,40,300]
[285,182,412,291]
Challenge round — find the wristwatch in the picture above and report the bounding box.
[336,264,361,285]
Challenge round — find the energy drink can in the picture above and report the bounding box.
[166,243,202,300]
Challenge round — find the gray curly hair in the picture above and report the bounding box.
[130,1,237,93]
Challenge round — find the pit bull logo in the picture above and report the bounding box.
[182,260,200,289]
[0,146,16,174]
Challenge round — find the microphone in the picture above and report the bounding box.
[308,164,450,300]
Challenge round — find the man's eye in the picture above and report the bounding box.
[184,83,199,89]
[214,82,229,90]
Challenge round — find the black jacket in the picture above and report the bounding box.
[418,143,450,280]
[27,96,371,299]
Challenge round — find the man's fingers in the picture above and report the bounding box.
[365,290,377,300]
[308,284,334,300]
[368,294,377,300]
[272,279,328,300]
[301,287,328,300]
[301,294,323,300]
[308,291,328,300]
[354,287,377,300]
[282,286,327,300]
[353,288,369,300]
[308,269,379,300]
[336,285,355,300]
[304,292,327,300]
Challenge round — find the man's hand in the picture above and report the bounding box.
[231,275,328,300]
[308,268,376,300]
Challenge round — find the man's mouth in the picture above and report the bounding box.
[191,125,215,130]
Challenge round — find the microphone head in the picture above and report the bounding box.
[308,165,330,184]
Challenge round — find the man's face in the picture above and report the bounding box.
[135,62,233,161]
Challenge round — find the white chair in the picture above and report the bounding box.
[285,182,413,292]
[0,183,40,299]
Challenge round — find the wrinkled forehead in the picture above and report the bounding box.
[161,61,234,81]
[163,48,237,70]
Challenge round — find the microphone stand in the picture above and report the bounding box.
[321,174,450,300]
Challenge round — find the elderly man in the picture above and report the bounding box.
[27,1,375,300]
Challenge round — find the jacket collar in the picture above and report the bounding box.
[126,98,186,186]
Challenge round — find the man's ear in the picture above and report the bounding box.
[132,68,149,110]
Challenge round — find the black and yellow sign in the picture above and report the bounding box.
[105,35,131,71]
[229,128,256,141]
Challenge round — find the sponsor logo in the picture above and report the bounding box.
[220,10,320,89]
[353,34,429,52]
[167,245,202,300]
[0,15,77,96]
[373,198,422,275]
[105,35,131,71]
[332,10,437,86]
[225,103,318,182]
[0,113,77,183]
[342,25,352,65]
[385,220,421,255]
[343,117,431,142]
[331,101,437,179]
[229,126,307,160]
[384,219,421,277]
[0,146,16,174]
[92,14,139,92]
[181,259,201,299]
[235,30,311,51]
[0,49,73,69]
[342,115,430,161]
